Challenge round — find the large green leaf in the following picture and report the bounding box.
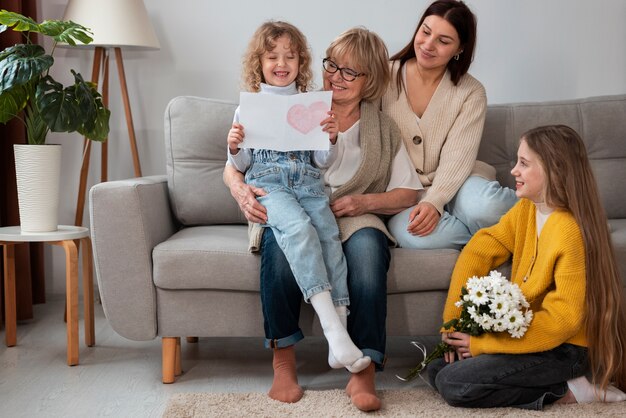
[36,75,81,133]
[0,44,52,94]
[0,11,92,45]
[0,10,39,32]
[0,84,28,123]
[71,71,109,141]
[38,20,92,45]
[72,72,98,132]
[35,73,109,141]
[79,105,110,142]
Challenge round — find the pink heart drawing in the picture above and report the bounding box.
[286,101,328,134]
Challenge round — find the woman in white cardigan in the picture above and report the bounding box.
[381,0,517,250]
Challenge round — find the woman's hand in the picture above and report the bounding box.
[227,123,245,155]
[331,189,419,218]
[224,164,268,223]
[231,180,268,223]
[407,201,440,236]
[330,194,369,218]
[442,332,472,363]
[321,111,339,144]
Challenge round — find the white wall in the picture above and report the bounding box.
[39,0,626,294]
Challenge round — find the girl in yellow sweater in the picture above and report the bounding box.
[427,125,626,409]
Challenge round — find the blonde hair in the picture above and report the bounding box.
[325,27,390,102]
[522,125,626,394]
[241,21,313,93]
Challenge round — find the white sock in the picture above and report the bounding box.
[567,375,626,403]
[310,291,370,373]
[328,306,348,369]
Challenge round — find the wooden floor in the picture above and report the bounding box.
[0,297,435,417]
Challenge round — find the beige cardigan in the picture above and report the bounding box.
[248,101,401,252]
[381,60,495,215]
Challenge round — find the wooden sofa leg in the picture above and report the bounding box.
[162,337,177,383]
[175,337,182,376]
[186,337,198,343]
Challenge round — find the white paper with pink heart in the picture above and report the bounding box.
[239,91,332,151]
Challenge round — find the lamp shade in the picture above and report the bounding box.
[62,0,160,50]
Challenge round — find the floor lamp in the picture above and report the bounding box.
[62,0,160,227]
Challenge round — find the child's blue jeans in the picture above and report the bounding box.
[245,149,348,306]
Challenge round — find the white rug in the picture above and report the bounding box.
[163,388,625,417]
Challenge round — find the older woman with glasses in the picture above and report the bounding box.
[224,27,421,412]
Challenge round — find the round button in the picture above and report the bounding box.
[412,135,422,145]
[416,168,424,175]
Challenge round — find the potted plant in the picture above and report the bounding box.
[0,10,110,232]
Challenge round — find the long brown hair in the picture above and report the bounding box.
[390,0,476,91]
[523,125,626,394]
[241,21,313,93]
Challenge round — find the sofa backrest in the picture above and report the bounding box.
[164,96,245,226]
[479,94,626,219]
[164,94,626,227]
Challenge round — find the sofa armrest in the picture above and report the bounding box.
[89,175,177,341]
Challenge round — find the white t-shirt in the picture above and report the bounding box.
[534,202,554,236]
[323,120,423,193]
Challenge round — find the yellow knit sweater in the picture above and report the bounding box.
[443,199,587,356]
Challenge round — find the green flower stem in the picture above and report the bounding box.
[397,341,452,382]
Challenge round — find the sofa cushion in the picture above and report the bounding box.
[153,225,462,294]
[164,96,245,226]
[153,225,259,291]
[388,248,457,292]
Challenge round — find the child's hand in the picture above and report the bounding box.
[321,111,339,144]
[227,123,245,154]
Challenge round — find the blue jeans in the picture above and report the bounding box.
[388,176,518,250]
[247,150,348,305]
[260,227,390,369]
[427,343,588,410]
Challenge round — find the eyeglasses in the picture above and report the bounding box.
[322,58,366,82]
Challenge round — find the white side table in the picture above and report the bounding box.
[0,225,95,366]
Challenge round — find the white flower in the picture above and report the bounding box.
[505,309,526,330]
[479,313,495,330]
[524,310,534,324]
[491,318,506,332]
[489,270,505,280]
[454,270,533,339]
[489,295,509,319]
[510,326,527,338]
[467,305,480,324]
[468,284,489,306]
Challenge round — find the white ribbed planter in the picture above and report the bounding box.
[14,144,62,233]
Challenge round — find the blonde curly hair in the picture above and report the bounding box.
[241,21,313,93]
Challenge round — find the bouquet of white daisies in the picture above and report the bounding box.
[399,270,533,382]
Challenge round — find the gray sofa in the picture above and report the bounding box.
[89,94,626,383]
